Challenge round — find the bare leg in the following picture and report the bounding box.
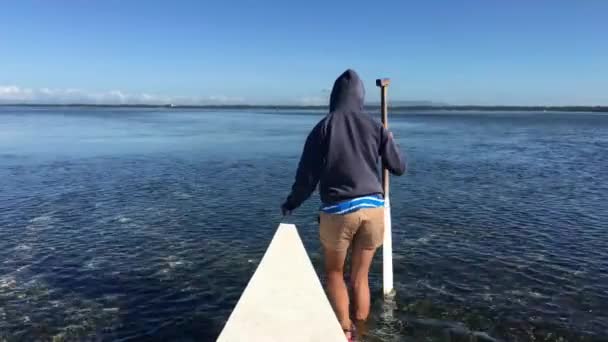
[323,248,351,335]
[350,246,377,323]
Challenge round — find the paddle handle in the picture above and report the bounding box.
[377,78,391,198]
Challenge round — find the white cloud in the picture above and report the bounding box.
[0,85,245,105]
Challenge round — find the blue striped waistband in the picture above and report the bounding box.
[320,195,384,215]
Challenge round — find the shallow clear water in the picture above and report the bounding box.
[1,107,607,341]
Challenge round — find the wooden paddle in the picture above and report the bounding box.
[376,78,395,299]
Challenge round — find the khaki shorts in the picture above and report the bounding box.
[319,207,385,252]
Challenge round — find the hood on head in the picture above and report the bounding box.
[329,69,365,113]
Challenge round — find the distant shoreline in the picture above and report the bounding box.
[1,103,607,112]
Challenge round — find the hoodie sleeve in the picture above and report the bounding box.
[283,120,326,211]
[380,126,406,176]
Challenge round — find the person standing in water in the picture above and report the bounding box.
[281,69,406,340]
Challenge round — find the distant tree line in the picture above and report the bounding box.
[1,103,607,112]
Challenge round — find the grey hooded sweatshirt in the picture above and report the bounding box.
[283,69,406,211]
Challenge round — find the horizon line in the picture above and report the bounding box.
[0,103,607,112]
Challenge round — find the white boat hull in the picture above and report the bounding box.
[217,224,345,341]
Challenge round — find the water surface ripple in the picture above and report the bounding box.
[1,108,607,341]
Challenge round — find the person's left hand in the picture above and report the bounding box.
[281,203,293,217]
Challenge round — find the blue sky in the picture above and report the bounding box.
[0,0,606,105]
